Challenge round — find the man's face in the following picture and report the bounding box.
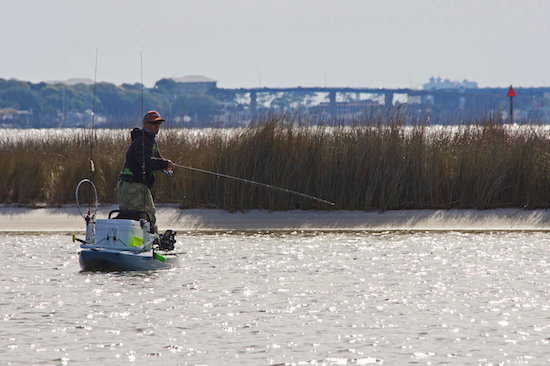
[144,121,162,135]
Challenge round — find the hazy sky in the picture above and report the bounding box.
[3,0,549,89]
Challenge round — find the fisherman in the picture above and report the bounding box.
[116,110,175,233]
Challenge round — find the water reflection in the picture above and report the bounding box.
[1,230,550,365]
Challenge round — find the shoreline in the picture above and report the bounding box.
[1,204,550,233]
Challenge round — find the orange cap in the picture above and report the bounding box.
[143,110,165,124]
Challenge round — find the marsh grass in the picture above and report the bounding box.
[2,110,550,211]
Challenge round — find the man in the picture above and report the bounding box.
[116,110,175,233]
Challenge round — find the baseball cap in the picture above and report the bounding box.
[143,110,165,124]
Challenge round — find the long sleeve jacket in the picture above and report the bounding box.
[118,127,170,189]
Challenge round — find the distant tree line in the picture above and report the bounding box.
[0,78,237,128]
[3,77,550,128]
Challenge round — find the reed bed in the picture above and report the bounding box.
[2,111,550,211]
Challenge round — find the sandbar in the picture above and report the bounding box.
[1,204,549,232]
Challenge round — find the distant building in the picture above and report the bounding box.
[171,75,217,94]
[47,78,95,86]
[0,107,32,126]
[423,76,478,90]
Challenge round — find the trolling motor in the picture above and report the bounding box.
[158,230,177,251]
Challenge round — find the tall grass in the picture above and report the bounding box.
[2,110,550,211]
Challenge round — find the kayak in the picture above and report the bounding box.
[76,211,179,271]
[75,179,179,272]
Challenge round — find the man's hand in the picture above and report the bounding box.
[167,160,176,171]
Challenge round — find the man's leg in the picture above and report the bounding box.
[115,180,158,232]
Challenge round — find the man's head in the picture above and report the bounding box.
[142,110,165,134]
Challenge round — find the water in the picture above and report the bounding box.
[4,125,550,144]
[1,230,550,365]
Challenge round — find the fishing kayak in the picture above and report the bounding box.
[75,179,179,272]
[76,212,179,271]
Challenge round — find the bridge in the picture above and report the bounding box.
[227,86,550,113]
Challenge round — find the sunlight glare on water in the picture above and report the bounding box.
[1,230,550,365]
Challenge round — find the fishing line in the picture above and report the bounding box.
[173,163,339,209]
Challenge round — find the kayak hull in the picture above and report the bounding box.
[79,248,179,271]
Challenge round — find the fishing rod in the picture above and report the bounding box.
[140,52,147,217]
[172,163,339,209]
[86,48,99,219]
[90,48,98,178]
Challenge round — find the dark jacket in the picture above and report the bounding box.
[118,127,170,189]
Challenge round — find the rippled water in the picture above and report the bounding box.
[1,230,550,365]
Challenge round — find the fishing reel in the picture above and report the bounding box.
[158,230,177,251]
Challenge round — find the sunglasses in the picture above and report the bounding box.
[147,121,162,125]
